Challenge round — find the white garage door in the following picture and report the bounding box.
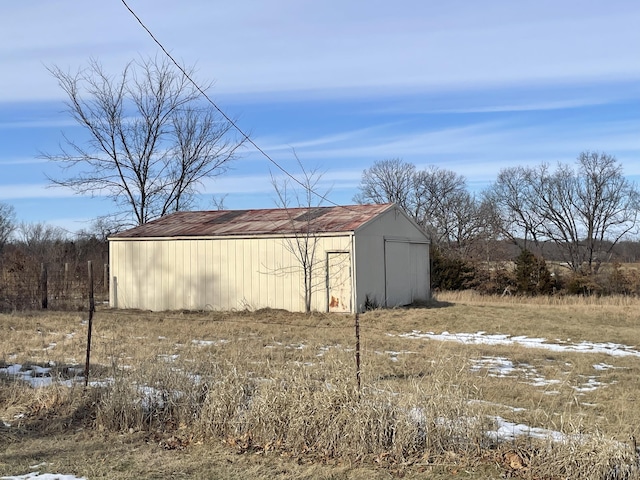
[385,240,429,306]
[385,240,412,306]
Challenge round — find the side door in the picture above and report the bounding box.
[327,252,352,313]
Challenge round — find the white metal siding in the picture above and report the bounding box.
[385,240,412,306]
[410,243,430,302]
[327,252,352,312]
[109,205,428,313]
[354,206,430,310]
[110,234,352,312]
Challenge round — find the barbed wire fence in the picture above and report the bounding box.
[0,261,108,312]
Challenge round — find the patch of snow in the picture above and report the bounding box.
[374,350,416,362]
[488,415,569,442]
[470,356,565,389]
[526,374,559,387]
[399,331,640,357]
[574,376,606,393]
[136,385,186,411]
[192,339,229,347]
[31,365,51,375]
[0,364,89,389]
[470,356,518,377]
[1,364,23,375]
[158,354,180,362]
[1,473,86,480]
[593,363,616,371]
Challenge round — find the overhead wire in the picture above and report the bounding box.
[120,0,353,211]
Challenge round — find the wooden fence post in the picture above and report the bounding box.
[84,261,95,387]
[355,312,361,395]
[40,263,48,309]
[64,263,69,298]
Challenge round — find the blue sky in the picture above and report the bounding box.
[1,1,639,234]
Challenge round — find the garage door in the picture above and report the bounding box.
[385,240,429,306]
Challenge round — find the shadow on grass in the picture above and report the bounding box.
[406,299,455,309]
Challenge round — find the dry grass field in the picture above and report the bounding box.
[2,292,640,479]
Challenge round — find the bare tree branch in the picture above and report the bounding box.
[43,57,246,226]
[271,152,331,313]
[486,152,639,273]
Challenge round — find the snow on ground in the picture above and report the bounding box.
[488,415,569,442]
[2,331,635,478]
[469,356,616,395]
[470,356,564,390]
[398,331,640,357]
[1,470,85,480]
[191,339,228,347]
[375,350,417,362]
[0,364,82,388]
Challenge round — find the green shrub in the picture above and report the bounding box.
[430,247,475,291]
[514,249,554,295]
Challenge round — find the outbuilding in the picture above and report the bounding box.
[108,203,430,313]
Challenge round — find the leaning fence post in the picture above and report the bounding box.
[84,261,95,388]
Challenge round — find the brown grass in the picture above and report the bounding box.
[2,296,640,478]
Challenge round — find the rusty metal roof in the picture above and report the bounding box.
[110,204,395,239]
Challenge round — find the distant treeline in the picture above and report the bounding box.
[0,220,108,311]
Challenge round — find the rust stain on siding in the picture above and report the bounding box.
[329,296,340,308]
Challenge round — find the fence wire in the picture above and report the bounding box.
[0,262,108,311]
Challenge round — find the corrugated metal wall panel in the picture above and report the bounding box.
[111,234,353,312]
[355,206,430,310]
[410,243,430,302]
[384,240,412,306]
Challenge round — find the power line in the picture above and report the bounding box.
[120,0,349,210]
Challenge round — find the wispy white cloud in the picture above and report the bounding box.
[0,183,75,200]
[0,157,48,166]
[0,118,79,129]
[2,0,639,228]
[253,116,640,184]
[1,1,639,102]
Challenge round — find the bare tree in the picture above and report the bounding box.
[77,216,123,243]
[483,166,545,251]
[355,160,488,255]
[43,57,245,226]
[532,153,639,273]
[354,158,418,218]
[272,154,330,313]
[442,192,491,258]
[15,222,68,262]
[211,193,228,211]
[413,166,474,247]
[0,203,16,253]
[486,152,639,273]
